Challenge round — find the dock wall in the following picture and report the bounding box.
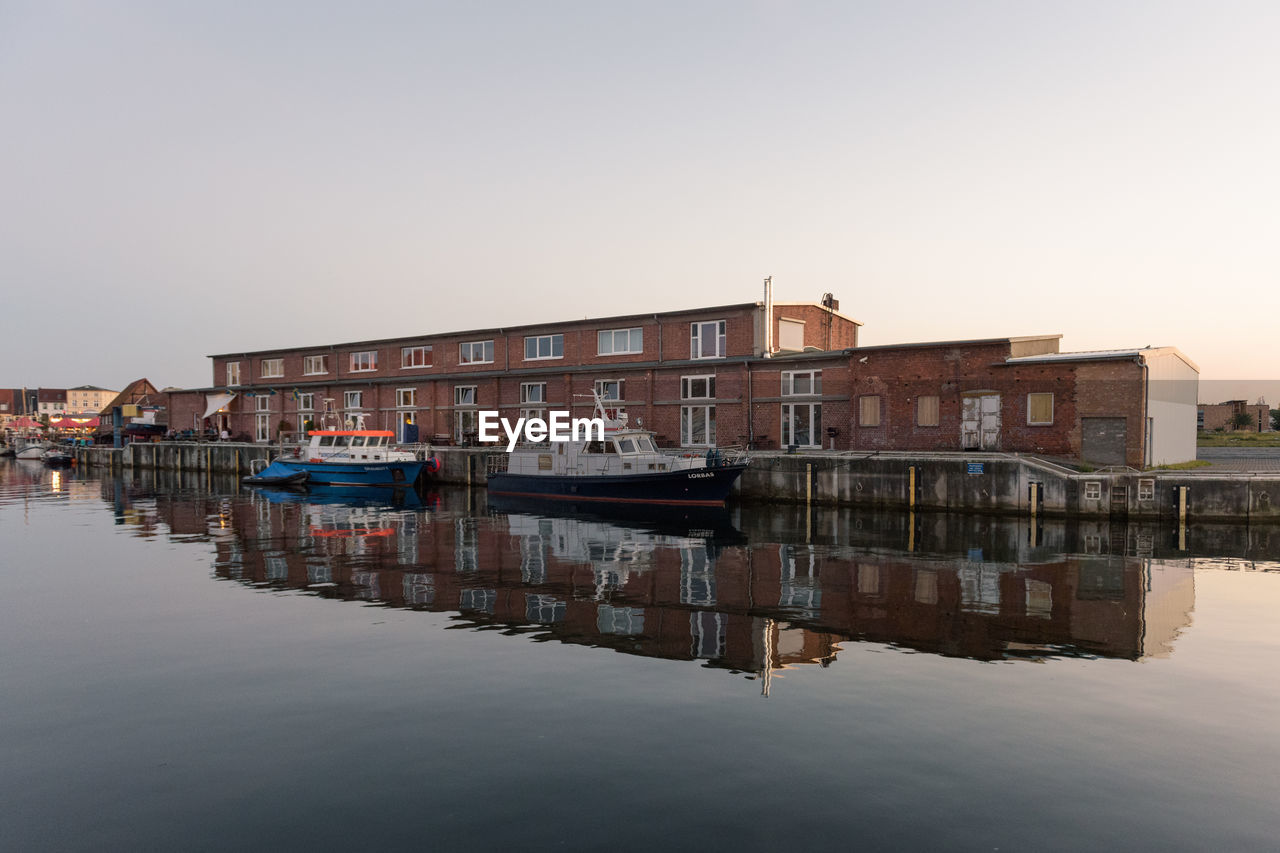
[74,442,1280,522]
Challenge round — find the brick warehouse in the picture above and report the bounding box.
[164,295,1198,468]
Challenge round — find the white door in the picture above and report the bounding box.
[979,394,1001,449]
[961,394,1001,450]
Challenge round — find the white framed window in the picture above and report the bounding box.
[396,388,416,408]
[454,385,477,406]
[349,351,378,372]
[594,379,623,401]
[303,355,328,375]
[598,327,643,355]
[255,394,271,412]
[690,320,726,359]
[260,358,283,378]
[255,413,271,442]
[681,375,715,400]
[459,340,494,365]
[1084,481,1102,500]
[681,376,716,446]
[782,370,821,396]
[917,395,940,427]
[524,334,563,361]
[1028,393,1054,425]
[296,393,314,411]
[1138,478,1155,501]
[782,403,822,448]
[343,390,363,410]
[859,395,881,427]
[401,345,432,368]
[520,382,546,404]
[226,362,241,387]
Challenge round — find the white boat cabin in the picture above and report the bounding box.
[304,430,417,464]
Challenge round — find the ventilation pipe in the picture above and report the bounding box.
[763,276,773,356]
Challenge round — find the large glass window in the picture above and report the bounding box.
[454,385,477,406]
[260,358,283,378]
[681,375,717,447]
[459,340,494,365]
[782,403,822,448]
[349,351,378,372]
[782,370,821,396]
[690,320,726,359]
[226,362,241,387]
[302,355,328,375]
[597,327,643,355]
[344,390,363,409]
[401,346,432,368]
[524,334,563,361]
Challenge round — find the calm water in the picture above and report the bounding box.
[2,460,1278,851]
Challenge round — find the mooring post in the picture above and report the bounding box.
[909,466,916,509]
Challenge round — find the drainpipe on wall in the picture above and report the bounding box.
[745,359,754,446]
[654,314,662,363]
[1139,353,1150,467]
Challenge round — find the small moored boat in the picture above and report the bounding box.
[243,429,432,488]
[485,396,748,506]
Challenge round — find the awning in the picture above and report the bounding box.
[203,393,237,419]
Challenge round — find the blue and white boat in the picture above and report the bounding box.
[244,429,432,488]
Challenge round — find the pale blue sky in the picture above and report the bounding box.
[2,1,1277,392]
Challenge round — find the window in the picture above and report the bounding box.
[681,375,715,399]
[226,362,241,387]
[344,390,363,410]
[691,320,727,359]
[396,388,416,408]
[459,340,494,365]
[598,327,643,355]
[594,379,623,401]
[255,395,271,412]
[1138,478,1155,501]
[1028,393,1054,425]
[349,351,378,372]
[520,382,546,404]
[859,395,881,427]
[454,385,477,406]
[303,355,328,375]
[524,334,563,361]
[782,403,822,448]
[681,375,716,446]
[778,318,805,351]
[260,358,283,378]
[917,395,940,427]
[401,345,432,368]
[782,370,821,396]
[296,393,314,411]
[1084,481,1102,501]
[255,412,270,442]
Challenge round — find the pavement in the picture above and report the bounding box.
[1195,446,1280,473]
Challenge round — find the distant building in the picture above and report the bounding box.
[1197,400,1272,432]
[36,388,68,418]
[162,296,1199,467]
[67,385,118,414]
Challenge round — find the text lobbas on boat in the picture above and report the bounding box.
[477,411,605,452]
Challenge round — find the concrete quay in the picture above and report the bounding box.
[74,442,1280,523]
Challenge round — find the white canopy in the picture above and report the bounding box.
[202,392,237,419]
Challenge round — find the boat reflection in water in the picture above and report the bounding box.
[142,481,1198,690]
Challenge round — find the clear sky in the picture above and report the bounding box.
[2,1,1277,395]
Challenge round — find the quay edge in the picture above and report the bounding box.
[72,443,1280,523]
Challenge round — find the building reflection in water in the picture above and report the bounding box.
[86,472,1204,693]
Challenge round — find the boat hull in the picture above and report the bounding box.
[486,463,747,506]
[265,458,424,487]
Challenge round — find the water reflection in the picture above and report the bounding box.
[8,460,1280,678]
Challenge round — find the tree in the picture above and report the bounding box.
[1272,409,1279,431]
[1231,411,1254,430]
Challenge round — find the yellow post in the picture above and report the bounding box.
[909,466,916,509]
[1030,482,1038,518]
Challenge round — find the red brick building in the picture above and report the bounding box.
[164,297,1197,467]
